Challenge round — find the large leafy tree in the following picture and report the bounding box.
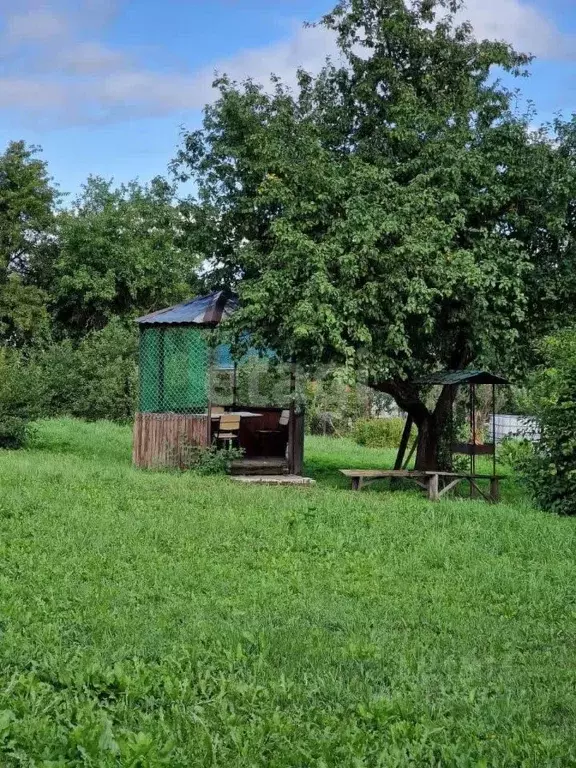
[0,141,58,344]
[47,176,200,336]
[174,0,576,469]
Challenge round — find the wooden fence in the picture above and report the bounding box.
[133,412,209,469]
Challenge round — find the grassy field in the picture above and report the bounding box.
[0,419,575,766]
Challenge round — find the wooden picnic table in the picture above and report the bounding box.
[339,469,504,503]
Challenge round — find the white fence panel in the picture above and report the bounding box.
[488,414,540,443]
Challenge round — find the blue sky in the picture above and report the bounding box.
[1,0,575,199]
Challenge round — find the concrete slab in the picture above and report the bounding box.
[231,475,316,486]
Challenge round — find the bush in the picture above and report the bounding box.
[521,330,576,515]
[306,376,394,436]
[35,320,138,422]
[498,437,534,470]
[178,444,244,474]
[352,417,413,449]
[0,349,40,448]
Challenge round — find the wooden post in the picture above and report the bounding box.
[492,383,497,479]
[402,436,418,470]
[393,414,413,489]
[490,477,500,503]
[394,414,414,470]
[288,362,296,474]
[291,411,305,475]
[233,362,238,407]
[158,327,166,411]
[449,384,455,472]
[469,384,475,497]
[428,473,439,501]
[470,384,476,475]
[206,342,213,446]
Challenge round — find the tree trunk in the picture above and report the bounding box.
[414,414,443,471]
[414,384,458,471]
[373,380,456,472]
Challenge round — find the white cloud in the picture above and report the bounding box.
[6,9,68,42]
[0,77,69,110]
[0,0,573,127]
[0,14,338,123]
[77,23,338,117]
[209,22,339,89]
[461,0,576,60]
[57,41,128,74]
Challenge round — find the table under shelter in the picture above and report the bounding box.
[341,369,509,502]
[133,291,304,475]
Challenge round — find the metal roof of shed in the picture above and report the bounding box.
[136,291,239,326]
[414,370,509,386]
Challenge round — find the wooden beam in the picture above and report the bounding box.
[402,436,418,470]
[469,479,491,503]
[437,477,463,498]
[393,414,414,489]
[394,415,414,470]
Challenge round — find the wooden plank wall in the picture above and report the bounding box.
[133,413,209,469]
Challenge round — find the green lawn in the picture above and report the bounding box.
[0,419,575,765]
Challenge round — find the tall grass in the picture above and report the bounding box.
[0,419,574,765]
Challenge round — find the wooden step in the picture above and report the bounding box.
[230,458,289,476]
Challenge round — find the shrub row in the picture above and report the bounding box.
[521,330,576,515]
[0,320,138,448]
[352,417,413,449]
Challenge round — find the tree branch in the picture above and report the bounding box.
[371,378,430,426]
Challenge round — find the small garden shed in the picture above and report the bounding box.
[133,291,305,474]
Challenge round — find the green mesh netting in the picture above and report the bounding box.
[139,326,209,413]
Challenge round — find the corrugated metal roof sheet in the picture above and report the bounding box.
[136,291,239,326]
[415,370,509,386]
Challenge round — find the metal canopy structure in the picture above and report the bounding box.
[415,370,509,386]
[136,291,239,327]
[394,369,510,493]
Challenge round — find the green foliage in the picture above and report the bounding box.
[47,176,199,335]
[499,437,535,471]
[522,330,576,515]
[305,375,388,436]
[352,417,412,449]
[174,0,576,468]
[0,419,574,764]
[498,385,533,416]
[35,320,138,422]
[174,0,571,384]
[234,357,292,407]
[0,141,56,345]
[0,141,56,267]
[177,443,244,474]
[0,348,40,448]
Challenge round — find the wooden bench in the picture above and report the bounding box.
[339,469,504,503]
